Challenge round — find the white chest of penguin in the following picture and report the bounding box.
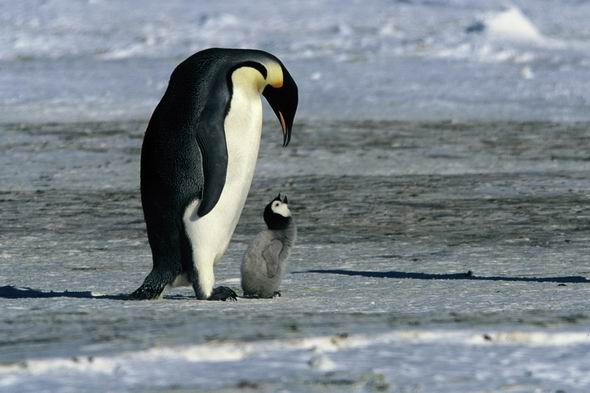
[220,75,263,230]
[224,76,264,188]
[183,69,264,267]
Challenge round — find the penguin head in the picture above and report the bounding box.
[169,48,297,148]
[261,62,298,147]
[264,194,291,230]
[234,54,298,147]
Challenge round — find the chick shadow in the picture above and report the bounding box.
[297,269,590,284]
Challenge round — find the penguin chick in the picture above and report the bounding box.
[241,194,297,298]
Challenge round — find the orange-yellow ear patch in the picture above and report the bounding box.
[264,61,284,88]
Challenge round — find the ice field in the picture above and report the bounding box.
[1,1,590,392]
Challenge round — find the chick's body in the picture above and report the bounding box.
[241,195,296,298]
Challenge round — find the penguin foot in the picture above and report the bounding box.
[128,269,172,300]
[127,286,163,300]
[208,286,238,301]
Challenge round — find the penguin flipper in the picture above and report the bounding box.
[263,240,284,278]
[195,103,228,217]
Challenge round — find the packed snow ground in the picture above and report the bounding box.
[2,120,590,392]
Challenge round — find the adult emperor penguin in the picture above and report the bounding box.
[129,48,298,301]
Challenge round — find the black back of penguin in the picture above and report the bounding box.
[241,195,297,298]
[140,49,231,278]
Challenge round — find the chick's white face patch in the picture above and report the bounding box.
[271,201,291,217]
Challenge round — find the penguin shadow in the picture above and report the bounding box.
[0,286,129,300]
[296,269,590,284]
[0,286,240,300]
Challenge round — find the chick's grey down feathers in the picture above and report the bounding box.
[241,221,296,298]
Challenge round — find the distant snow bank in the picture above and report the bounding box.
[0,2,582,62]
[1,1,590,123]
[464,5,569,50]
[479,6,545,43]
[1,329,589,391]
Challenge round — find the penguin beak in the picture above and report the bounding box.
[263,66,298,147]
[283,195,288,204]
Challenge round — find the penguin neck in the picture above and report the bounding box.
[231,66,267,94]
[265,215,292,231]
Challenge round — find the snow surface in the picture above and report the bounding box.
[2,329,590,393]
[2,120,590,392]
